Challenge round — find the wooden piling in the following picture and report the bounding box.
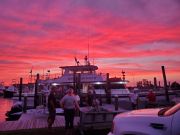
[34,73,39,108]
[19,78,23,101]
[168,81,171,89]
[154,77,157,89]
[23,95,27,113]
[161,66,169,102]
[73,71,76,90]
[158,81,161,88]
[115,95,118,111]
[106,73,111,104]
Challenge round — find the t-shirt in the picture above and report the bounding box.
[60,95,77,109]
[147,92,156,102]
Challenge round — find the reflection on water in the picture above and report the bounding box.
[0,97,13,122]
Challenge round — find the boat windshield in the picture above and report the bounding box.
[158,103,180,116]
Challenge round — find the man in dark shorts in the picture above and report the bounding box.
[47,87,56,130]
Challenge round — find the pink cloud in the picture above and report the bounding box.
[0,0,179,85]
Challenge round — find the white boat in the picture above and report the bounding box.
[40,57,130,96]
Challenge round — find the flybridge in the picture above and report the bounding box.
[60,65,98,73]
[49,64,105,84]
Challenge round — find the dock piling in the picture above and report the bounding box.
[34,73,39,108]
[23,94,27,113]
[161,66,169,102]
[115,95,118,111]
[19,78,23,101]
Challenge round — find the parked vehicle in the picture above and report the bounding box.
[108,103,180,135]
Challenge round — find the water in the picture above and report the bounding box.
[0,97,13,122]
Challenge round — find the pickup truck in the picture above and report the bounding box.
[108,103,180,135]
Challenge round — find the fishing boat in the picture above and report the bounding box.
[40,56,130,96]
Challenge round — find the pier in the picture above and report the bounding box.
[0,109,79,133]
[0,104,127,135]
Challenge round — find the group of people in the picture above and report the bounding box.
[47,86,80,135]
[129,89,156,109]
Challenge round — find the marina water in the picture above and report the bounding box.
[0,97,13,122]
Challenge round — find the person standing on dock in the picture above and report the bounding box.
[47,87,57,130]
[60,87,80,135]
[129,90,139,109]
[146,89,156,108]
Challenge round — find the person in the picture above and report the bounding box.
[74,91,80,105]
[60,87,80,135]
[87,86,94,106]
[129,90,139,109]
[47,87,57,130]
[146,89,156,108]
[92,98,100,111]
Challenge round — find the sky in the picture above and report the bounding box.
[0,0,179,86]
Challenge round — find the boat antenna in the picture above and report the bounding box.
[74,57,80,66]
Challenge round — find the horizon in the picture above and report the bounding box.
[0,0,180,86]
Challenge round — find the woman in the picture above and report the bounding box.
[60,87,80,135]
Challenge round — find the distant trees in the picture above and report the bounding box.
[171,81,180,90]
[136,79,180,90]
[137,79,154,89]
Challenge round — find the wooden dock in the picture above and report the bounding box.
[0,105,128,134]
[0,109,80,132]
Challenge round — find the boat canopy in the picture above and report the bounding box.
[60,65,98,73]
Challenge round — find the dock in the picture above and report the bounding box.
[0,109,79,132]
[0,105,127,134]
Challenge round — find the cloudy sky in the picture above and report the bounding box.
[0,0,179,86]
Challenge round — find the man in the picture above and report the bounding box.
[47,87,56,130]
[146,89,156,108]
[129,91,139,109]
[60,87,80,135]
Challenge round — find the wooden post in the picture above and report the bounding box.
[168,81,171,89]
[73,71,76,90]
[161,66,169,102]
[77,73,83,106]
[115,95,118,111]
[106,73,111,104]
[19,78,23,101]
[154,77,157,89]
[34,73,39,108]
[23,94,27,113]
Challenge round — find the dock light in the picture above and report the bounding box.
[111,81,128,84]
[52,83,59,86]
[94,82,103,85]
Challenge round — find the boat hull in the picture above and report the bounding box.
[3,90,14,98]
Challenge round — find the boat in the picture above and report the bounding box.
[3,85,18,98]
[5,101,23,121]
[40,57,130,96]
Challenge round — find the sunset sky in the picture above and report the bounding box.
[0,0,179,86]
